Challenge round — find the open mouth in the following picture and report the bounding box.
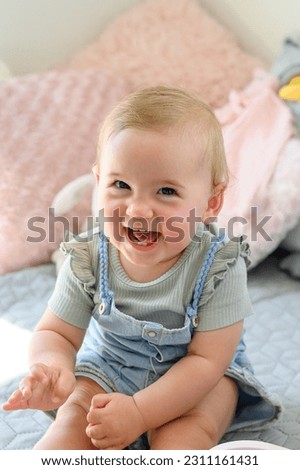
[127,227,159,246]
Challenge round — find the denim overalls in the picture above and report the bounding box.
[76,232,225,394]
[75,232,281,438]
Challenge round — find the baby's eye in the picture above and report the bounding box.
[159,187,177,196]
[115,180,130,190]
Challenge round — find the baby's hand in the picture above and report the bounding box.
[2,363,76,411]
[86,393,146,450]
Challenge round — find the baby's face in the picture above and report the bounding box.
[96,126,220,281]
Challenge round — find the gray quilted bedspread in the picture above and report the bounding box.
[0,257,299,449]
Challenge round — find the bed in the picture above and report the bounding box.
[1,0,300,450]
[1,251,300,449]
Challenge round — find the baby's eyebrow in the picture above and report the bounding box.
[107,172,123,178]
[160,180,185,189]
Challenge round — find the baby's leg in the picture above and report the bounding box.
[148,376,238,450]
[34,377,106,450]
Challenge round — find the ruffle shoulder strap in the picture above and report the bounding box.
[199,236,251,307]
[59,229,99,296]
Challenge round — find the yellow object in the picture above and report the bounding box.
[279,76,300,101]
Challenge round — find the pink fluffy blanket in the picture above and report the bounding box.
[217,70,294,231]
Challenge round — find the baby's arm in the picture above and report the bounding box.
[2,308,85,411]
[87,320,243,449]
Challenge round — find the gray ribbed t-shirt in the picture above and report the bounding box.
[48,224,253,332]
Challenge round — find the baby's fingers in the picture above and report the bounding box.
[2,373,39,410]
[2,389,28,411]
[17,364,53,402]
[17,374,39,400]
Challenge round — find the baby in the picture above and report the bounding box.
[3,86,280,449]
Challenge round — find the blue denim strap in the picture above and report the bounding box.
[98,232,113,311]
[188,234,225,319]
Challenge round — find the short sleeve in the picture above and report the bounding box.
[196,239,253,331]
[48,237,97,329]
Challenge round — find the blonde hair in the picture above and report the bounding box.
[97,86,228,187]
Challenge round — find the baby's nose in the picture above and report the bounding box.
[126,200,154,220]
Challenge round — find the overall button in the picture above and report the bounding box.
[142,324,162,342]
[99,302,106,314]
[147,331,157,338]
[192,316,199,328]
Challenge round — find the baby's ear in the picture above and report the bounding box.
[203,183,225,223]
[92,164,100,184]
